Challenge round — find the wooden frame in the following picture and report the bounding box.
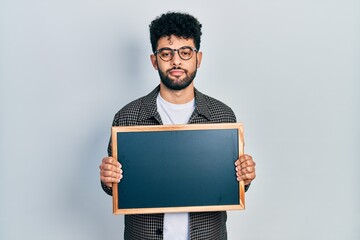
[111,123,245,214]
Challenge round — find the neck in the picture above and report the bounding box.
[159,82,195,104]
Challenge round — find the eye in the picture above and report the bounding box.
[179,47,193,58]
[159,49,172,58]
[181,50,190,56]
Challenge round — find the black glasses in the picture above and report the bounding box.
[154,46,198,61]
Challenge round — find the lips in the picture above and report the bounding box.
[168,68,185,77]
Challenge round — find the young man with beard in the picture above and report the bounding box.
[99,12,256,240]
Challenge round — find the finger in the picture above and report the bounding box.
[102,157,119,167]
[239,154,252,163]
[101,163,121,173]
[240,159,256,169]
[100,170,123,180]
[100,176,122,185]
[236,171,241,181]
[238,172,256,182]
[235,164,242,177]
[101,169,122,178]
[101,158,122,173]
[240,166,255,175]
[236,161,254,172]
[105,164,119,172]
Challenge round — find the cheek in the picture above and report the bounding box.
[188,62,198,72]
[157,63,168,73]
[157,61,170,71]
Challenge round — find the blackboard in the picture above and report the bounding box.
[111,123,245,214]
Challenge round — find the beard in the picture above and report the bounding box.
[157,66,197,91]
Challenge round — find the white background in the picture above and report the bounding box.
[1,0,359,239]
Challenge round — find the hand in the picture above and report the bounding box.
[99,157,123,188]
[235,154,256,185]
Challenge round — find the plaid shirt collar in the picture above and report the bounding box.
[138,85,211,123]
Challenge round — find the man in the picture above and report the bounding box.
[99,12,256,240]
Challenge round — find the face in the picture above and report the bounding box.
[150,35,202,91]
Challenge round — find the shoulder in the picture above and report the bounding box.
[204,93,234,112]
[195,89,237,123]
[112,96,146,126]
[111,86,160,126]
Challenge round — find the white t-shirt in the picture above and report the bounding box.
[156,93,195,240]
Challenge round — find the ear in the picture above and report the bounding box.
[196,51,203,68]
[150,54,158,70]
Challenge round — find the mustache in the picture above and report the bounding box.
[167,66,186,72]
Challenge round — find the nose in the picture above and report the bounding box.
[171,50,182,66]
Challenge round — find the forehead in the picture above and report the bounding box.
[157,35,195,49]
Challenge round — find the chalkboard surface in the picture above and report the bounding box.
[111,123,245,214]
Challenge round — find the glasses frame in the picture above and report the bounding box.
[154,46,198,62]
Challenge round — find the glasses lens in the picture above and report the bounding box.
[158,48,173,61]
[178,47,194,60]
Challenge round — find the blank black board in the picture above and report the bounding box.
[111,123,245,214]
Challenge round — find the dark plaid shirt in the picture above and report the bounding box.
[102,85,241,240]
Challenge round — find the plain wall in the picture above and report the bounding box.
[1,0,359,239]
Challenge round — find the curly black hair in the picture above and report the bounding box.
[149,12,202,53]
